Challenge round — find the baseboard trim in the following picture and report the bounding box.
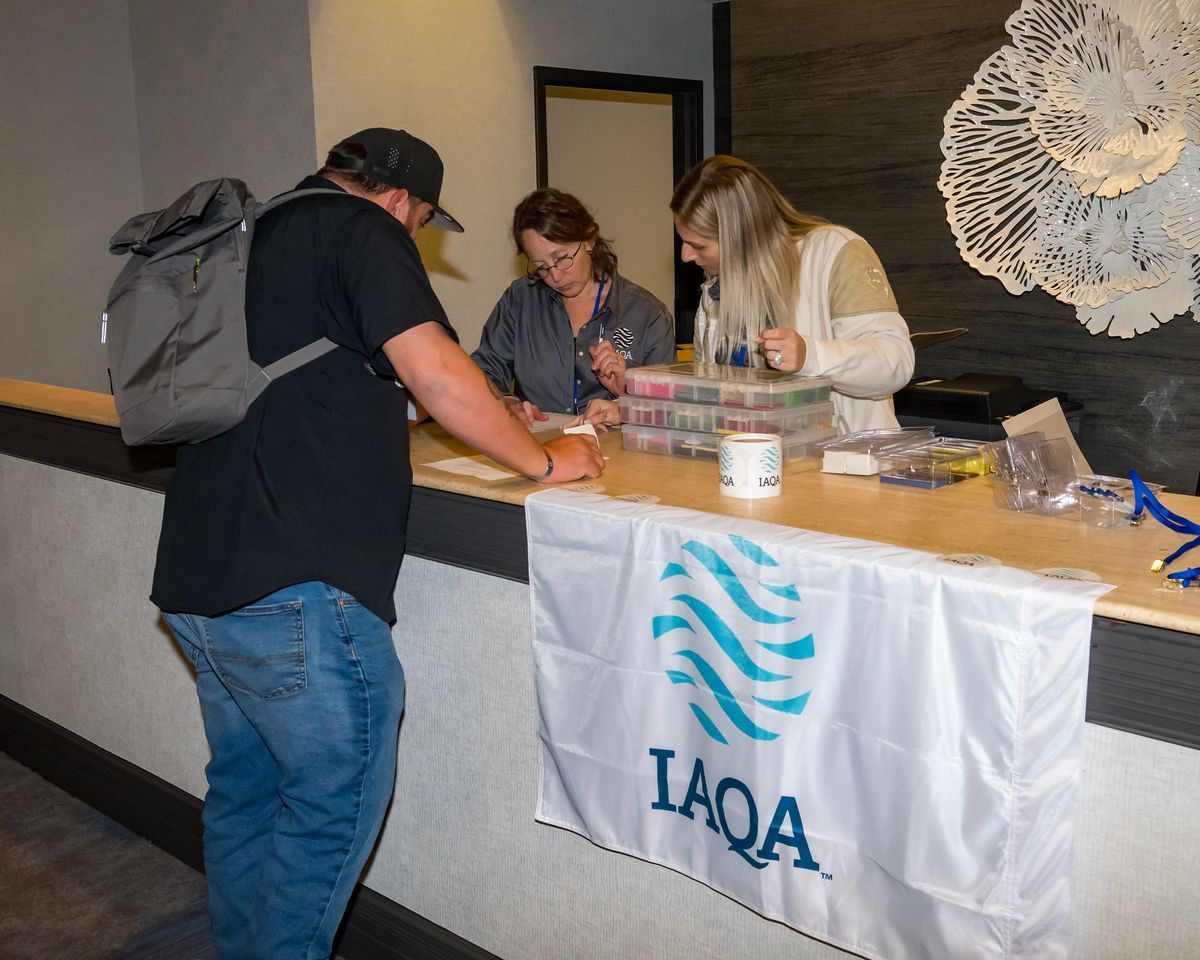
[0,692,500,960]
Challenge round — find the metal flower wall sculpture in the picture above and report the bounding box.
[939,0,1200,338]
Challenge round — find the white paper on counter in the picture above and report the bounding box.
[530,412,577,434]
[423,457,517,481]
[1002,397,1093,474]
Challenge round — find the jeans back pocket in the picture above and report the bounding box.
[204,600,307,699]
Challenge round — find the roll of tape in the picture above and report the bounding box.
[719,433,783,499]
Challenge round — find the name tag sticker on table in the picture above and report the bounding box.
[937,552,1001,567]
[1035,567,1102,582]
[561,482,605,494]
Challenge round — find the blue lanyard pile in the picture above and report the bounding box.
[1130,471,1200,587]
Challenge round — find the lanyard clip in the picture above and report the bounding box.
[1163,567,1200,590]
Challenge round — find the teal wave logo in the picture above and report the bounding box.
[759,445,780,473]
[653,535,813,745]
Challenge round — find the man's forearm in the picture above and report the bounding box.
[385,326,548,477]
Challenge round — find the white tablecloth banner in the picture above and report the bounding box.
[527,490,1113,960]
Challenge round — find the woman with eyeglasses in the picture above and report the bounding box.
[671,156,914,435]
[472,188,675,427]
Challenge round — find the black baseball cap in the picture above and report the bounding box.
[326,128,464,232]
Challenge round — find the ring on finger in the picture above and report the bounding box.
[773,351,783,365]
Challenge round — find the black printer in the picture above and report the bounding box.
[893,373,1082,441]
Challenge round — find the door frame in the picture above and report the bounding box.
[533,66,705,344]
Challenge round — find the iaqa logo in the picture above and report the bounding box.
[647,534,820,873]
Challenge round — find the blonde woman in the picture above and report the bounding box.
[670,156,914,434]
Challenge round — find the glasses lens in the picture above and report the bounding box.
[528,242,581,280]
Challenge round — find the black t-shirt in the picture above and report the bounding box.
[150,176,454,624]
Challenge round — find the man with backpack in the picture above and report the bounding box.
[148,127,604,960]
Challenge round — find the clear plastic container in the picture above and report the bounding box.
[816,426,936,475]
[1074,474,1165,527]
[624,362,832,410]
[982,435,1078,516]
[622,422,835,462]
[879,439,987,489]
[619,395,833,436]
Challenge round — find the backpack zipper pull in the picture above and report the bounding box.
[192,257,201,293]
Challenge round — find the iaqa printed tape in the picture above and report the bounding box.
[719,433,783,500]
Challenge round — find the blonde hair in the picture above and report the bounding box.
[671,156,826,364]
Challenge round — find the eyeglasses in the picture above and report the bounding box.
[527,241,584,280]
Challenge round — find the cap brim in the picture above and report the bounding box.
[429,204,463,233]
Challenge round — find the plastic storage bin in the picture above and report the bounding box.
[1074,474,1165,527]
[622,422,835,462]
[619,395,833,436]
[624,362,832,410]
[816,426,936,475]
[879,439,987,489]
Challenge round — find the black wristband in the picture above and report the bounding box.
[539,451,554,480]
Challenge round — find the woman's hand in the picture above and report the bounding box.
[582,398,620,430]
[589,340,628,395]
[756,328,807,373]
[564,398,621,431]
[503,395,548,429]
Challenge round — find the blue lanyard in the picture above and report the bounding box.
[571,278,607,414]
[1130,471,1200,585]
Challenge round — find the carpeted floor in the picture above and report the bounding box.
[0,751,217,960]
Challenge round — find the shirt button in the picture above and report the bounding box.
[577,351,584,357]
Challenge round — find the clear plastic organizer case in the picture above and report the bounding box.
[619,395,833,435]
[1074,474,1165,527]
[622,422,835,462]
[878,439,988,489]
[624,362,832,410]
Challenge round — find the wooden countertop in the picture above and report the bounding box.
[408,422,1200,635]
[5,377,1200,635]
[0,377,121,427]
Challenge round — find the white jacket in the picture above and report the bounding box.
[694,225,914,434]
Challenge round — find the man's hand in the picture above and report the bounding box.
[589,340,627,395]
[539,434,604,483]
[384,321,605,482]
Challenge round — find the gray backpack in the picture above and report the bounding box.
[103,178,338,446]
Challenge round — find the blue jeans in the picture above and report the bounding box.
[165,581,405,960]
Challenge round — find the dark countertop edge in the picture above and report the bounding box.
[2,403,1197,752]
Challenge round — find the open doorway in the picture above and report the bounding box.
[534,67,704,345]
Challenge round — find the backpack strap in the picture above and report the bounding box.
[257,185,361,215]
[246,188,373,401]
[246,337,339,405]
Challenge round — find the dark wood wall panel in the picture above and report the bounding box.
[732,0,1200,494]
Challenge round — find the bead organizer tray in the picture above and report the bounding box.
[622,422,836,462]
[624,362,832,410]
[619,395,833,436]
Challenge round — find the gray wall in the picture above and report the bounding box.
[732,0,1200,493]
[0,0,316,394]
[128,0,316,209]
[0,0,144,393]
